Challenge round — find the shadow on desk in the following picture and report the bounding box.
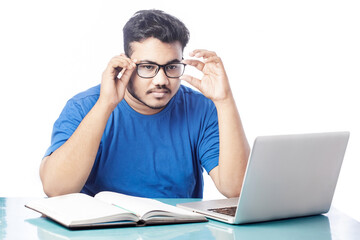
[26,217,211,240]
[207,215,331,240]
[25,214,331,240]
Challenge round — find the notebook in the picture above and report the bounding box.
[177,132,350,224]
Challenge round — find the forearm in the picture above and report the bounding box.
[213,94,250,198]
[40,100,113,197]
[181,49,250,197]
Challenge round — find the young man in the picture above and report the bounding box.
[40,10,250,198]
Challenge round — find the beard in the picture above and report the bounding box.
[126,79,172,110]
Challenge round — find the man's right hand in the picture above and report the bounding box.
[40,54,138,197]
[99,54,137,110]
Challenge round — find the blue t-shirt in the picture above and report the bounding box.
[45,85,219,198]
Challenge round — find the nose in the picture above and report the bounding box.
[152,67,170,86]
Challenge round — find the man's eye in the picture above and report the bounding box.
[166,65,178,70]
[140,65,156,70]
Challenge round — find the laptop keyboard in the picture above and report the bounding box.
[208,206,237,217]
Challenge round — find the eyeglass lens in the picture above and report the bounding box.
[137,63,185,78]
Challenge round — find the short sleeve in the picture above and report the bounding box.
[198,106,219,174]
[43,100,86,158]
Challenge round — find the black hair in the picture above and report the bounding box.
[123,9,190,57]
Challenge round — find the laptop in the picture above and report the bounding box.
[177,132,350,224]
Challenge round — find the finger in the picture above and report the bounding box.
[204,56,222,64]
[121,54,137,65]
[190,49,217,59]
[182,59,205,71]
[109,58,129,70]
[109,58,135,75]
[117,67,135,88]
[111,55,136,69]
[180,74,201,90]
[115,58,137,73]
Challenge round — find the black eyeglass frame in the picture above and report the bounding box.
[135,63,186,79]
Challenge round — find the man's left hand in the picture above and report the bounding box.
[181,49,232,103]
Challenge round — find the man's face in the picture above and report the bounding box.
[124,37,183,115]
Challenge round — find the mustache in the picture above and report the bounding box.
[146,86,171,94]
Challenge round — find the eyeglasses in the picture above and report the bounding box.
[136,63,186,78]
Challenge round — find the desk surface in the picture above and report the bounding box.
[1,197,359,240]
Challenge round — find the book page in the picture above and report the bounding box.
[26,193,138,226]
[95,191,205,220]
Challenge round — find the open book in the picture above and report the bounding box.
[25,191,207,229]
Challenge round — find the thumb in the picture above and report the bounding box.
[118,67,135,87]
[180,75,201,90]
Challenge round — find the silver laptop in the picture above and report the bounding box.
[177,132,350,224]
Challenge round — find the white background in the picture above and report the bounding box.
[0,0,359,221]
